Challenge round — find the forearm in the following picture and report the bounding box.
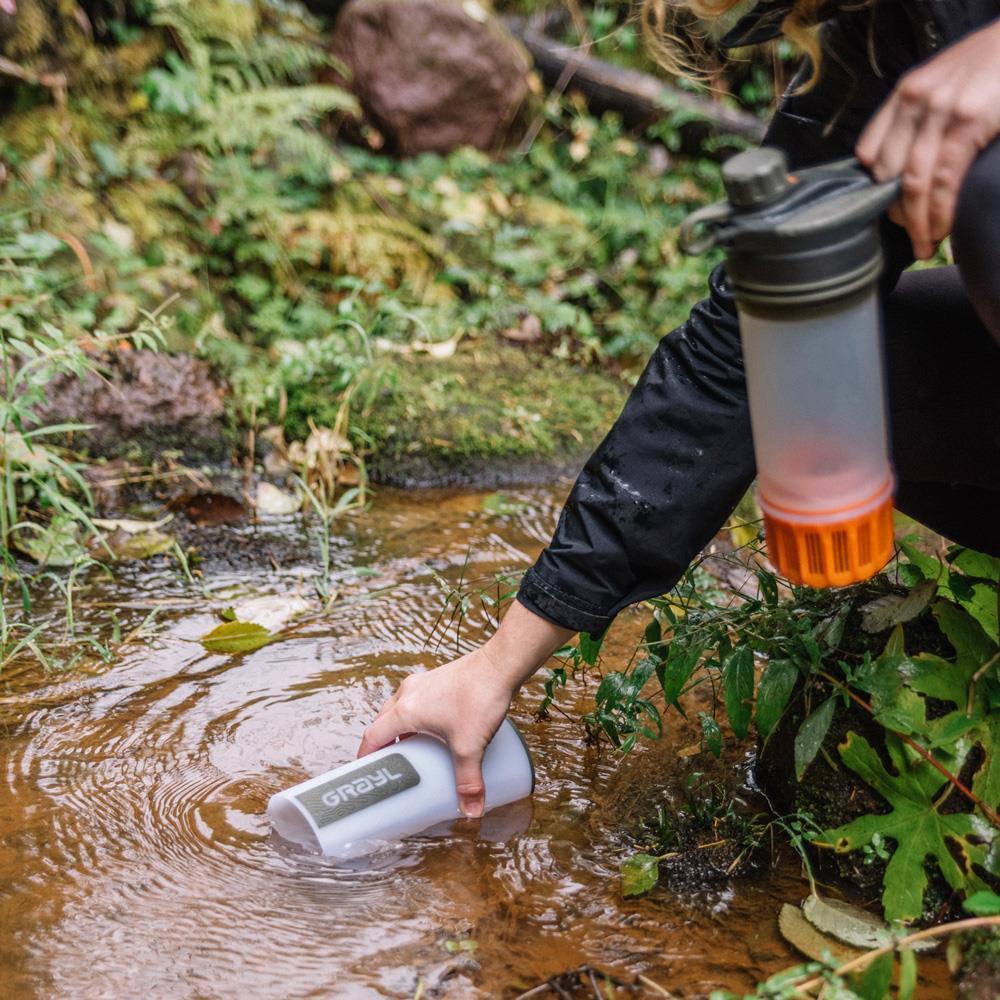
[482,599,575,691]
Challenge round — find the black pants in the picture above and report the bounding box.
[517,3,1000,635]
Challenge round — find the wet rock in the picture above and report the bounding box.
[36,350,230,462]
[330,0,531,156]
[168,490,247,527]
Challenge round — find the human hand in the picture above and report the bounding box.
[856,19,1000,260]
[357,600,573,817]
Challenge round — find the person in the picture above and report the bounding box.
[358,0,1000,819]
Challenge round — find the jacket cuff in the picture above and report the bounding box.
[516,567,613,637]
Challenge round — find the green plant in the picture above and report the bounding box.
[552,539,999,923]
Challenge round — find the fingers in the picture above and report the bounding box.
[357,701,405,757]
[928,117,985,245]
[452,745,486,818]
[899,103,948,259]
[856,73,951,258]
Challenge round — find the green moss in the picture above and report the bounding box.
[281,341,628,485]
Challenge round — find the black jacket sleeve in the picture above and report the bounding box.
[517,4,921,635]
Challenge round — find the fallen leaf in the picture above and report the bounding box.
[228,595,314,632]
[13,516,87,567]
[95,527,174,561]
[481,493,527,515]
[200,620,274,654]
[93,515,173,534]
[255,482,300,516]
[778,903,865,965]
[801,894,889,950]
[621,853,660,897]
[169,491,247,527]
[860,579,937,633]
[500,314,542,344]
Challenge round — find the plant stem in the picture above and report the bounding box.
[792,915,1000,996]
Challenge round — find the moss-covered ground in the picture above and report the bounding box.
[282,341,627,485]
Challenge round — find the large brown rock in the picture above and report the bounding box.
[332,0,531,156]
[37,351,230,461]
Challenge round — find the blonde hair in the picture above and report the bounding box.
[639,0,834,89]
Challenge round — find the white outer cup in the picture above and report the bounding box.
[267,718,535,859]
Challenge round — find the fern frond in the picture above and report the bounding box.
[197,85,358,153]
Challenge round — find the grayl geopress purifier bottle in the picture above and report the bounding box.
[680,148,901,587]
[268,717,534,858]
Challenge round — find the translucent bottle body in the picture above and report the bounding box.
[267,718,534,859]
[738,289,895,586]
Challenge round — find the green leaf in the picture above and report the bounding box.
[823,732,995,922]
[13,515,87,567]
[755,658,799,739]
[620,853,659,897]
[481,492,526,516]
[200,620,275,654]
[853,952,893,1000]
[964,890,1000,916]
[794,696,836,781]
[722,646,754,739]
[699,712,722,758]
[578,629,604,666]
[657,644,702,709]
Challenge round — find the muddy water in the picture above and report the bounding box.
[0,488,950,998]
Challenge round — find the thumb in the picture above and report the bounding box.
[452,746,486,818]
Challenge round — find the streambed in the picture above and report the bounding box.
[0,487,953,998]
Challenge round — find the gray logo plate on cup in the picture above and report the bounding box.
[295,753,421,828]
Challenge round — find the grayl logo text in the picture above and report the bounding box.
[321,765,405,808]
[295,752,420,828]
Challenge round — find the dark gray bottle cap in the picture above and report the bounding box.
[722,147,792,208]
[680,151,901,308]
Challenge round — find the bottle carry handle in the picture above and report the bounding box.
[679,156,901,256]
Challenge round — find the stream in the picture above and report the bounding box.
[0,486,954,998]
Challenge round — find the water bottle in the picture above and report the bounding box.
[680,149,901,587]
[268,717,535,858]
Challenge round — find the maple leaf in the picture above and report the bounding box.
[821,731,997,923]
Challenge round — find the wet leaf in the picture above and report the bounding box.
[777,903,865,964]
[860,579,936,633]
[169,491,247,526]
[722,647,754,739]
[794,695,836,781]
[229,595,313,632]
[96,527,174,561]
[481,493,526,516]
[801,894,890,950]
[755,658,798,740]
[255,482,300,515]
[13,516,87,567]
[443,938,478,954]
[620,853,659,897]
[200,620,274,654]
[93,515,173,534]
[964,890,1000,916]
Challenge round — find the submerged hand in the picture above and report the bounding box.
[357,600,573,818]
[856,19,1000,260]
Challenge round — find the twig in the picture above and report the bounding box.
[637,973,679,997]
[967,650,1000,715]
[792,916,1000,996]
[816,669,1000,829]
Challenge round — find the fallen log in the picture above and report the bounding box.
[509,25,767,149]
